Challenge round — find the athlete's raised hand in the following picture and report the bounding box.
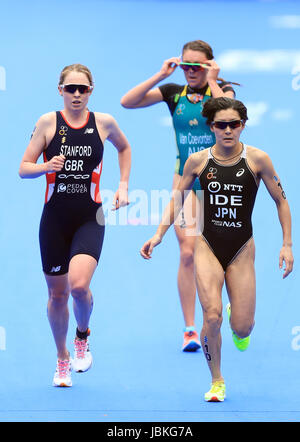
[140,234,162,259]
[203,59,220,83]
[46,155,66,173]
[159,57,181,79]
[279,245,294,278]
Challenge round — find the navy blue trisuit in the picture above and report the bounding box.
[39,111,105,275]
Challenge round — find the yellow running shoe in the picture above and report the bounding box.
[204,381,226,402]
[226,303,250,351]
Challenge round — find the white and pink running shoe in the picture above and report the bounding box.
[72,331,93,373]
[53,358,72,387]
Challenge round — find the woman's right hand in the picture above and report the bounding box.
[159,57,181,79]
[45,155,66,173]
[140,233,162,259]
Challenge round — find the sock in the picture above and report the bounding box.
[76,327,90,340]
[183,326,196,333]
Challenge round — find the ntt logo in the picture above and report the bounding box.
[0,66,6,91]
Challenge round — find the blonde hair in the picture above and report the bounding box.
[59,64,93,86]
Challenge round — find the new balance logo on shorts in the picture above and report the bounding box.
[51,266,61,272]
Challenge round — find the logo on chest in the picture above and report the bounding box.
[84,128,94,134]
[236,168,245,177]
[189,118,199,127]
[208,181,244,227]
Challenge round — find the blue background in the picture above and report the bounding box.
[0,0,299,422]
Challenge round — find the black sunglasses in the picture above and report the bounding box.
[61,84,93,94]
[211,120,243,130]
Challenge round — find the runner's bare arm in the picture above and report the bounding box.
[97,113,131,209]
[257,151,293,278]
[19,113,65,178]
[120,57,180,108]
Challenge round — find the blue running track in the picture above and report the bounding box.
[0,0,299,423]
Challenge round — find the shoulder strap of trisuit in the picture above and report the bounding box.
[174,84,211,103]
[174,85,188,104]
[241,143,247,158]
[207,147,214,160]
[181,85,188,97]
[205,86,211,96]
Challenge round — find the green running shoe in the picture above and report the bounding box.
[226,303,250,351]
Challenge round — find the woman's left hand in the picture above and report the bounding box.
[204,59,220,83]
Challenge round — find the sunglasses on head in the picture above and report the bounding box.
[211,120,243,130]
[179,62,206,72]
[61,84,93,94]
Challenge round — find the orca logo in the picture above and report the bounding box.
[208,181,221,193]
[236,168,245,177]
[58,174,90,180]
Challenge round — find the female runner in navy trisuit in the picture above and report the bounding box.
[140,97,293,402]
[19,64,131,387]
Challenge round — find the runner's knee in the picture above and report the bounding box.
[70,280,89,300]
[48,287,69,305]
[231,319,254,338]
[204,308,223,334]
[180,246,194,267]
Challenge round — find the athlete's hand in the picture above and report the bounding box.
[279,245,294,278]
[204,59,220,83]
[159,57,180,79]
[112,187,129,211]
[140,234,162,259]
[45,155,66,173]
